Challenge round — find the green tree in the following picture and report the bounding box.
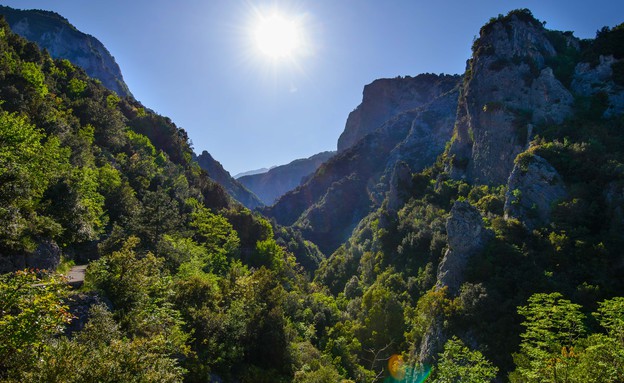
[21,304,186,383]
[188,198,240,267]
[0,111,68,251]
[137,188,182,245]
[511,292,586,383]
[87,236,168,313]
[21,61,48,97]
[0,270,72,379]
[432,337,498,383]
[570,297,624,382]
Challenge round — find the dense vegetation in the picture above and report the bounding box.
[0,17,321,382]
[306,10,624,382]
[1,9,623,383]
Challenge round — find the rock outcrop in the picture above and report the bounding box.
[0,240,61,274]
[195,151,264,209]
[572,55,624,118]
[238,151,335,206]
[0,5,132,98]
[386,161,412,212]
[338,74,461,152]
[436,202,489,295]
[449,10,575,185]
[416,202,489,365]
[504,154,567,229]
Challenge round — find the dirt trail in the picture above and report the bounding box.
[66,265,87,287]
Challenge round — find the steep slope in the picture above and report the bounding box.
[0,17,236,272]
[338,74,461,151]
[0,19,331,383]
[0,5,267,210]
[311,10,624,379]
[264,74,461,254]
[238,151,335,205]
[0,5,132,98]
[195,151,264,209]
[447,10,576,184]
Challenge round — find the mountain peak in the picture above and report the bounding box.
[337,73,461,152]
[448,9,577,185]
[0,5,132,98]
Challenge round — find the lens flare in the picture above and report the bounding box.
[388,354,406,380]
[384,361,431,383]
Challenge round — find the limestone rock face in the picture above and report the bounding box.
[0,240,61,274]
[384,87,460,177]
[264,77,460,255]
[436,202,488,295]
[572,55,624,118]
[26,240,62,271]
[418,317,445,365]
[1,5,132,97]
[449,12,574,185]
[504,155,567,229]
[387,161,412,212]
[338,74,460,152]
[417,202,489,364]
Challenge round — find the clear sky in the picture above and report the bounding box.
[1,0,624,175]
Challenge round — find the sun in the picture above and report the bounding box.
[252,11,304,60]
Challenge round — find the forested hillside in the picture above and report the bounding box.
[0,5,132,97]
[1,9,624,383]
[0,16,321,382]
[310,9,624,382]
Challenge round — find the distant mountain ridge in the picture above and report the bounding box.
[234,168,270,179]
[0,5,132,98]
[238,151,335,205]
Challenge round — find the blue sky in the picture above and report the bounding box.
[1,0,624,175]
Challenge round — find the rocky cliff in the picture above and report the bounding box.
[504,154,567,229]
[448,11,575,185]
[0,5,132,98]
[338,74,461,152]
[436,202,490,295]
[238,151,335,205]
[195,151,264,210]
[448,11,624,187]
[264,75,461,254]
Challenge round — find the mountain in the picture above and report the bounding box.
[234,168,270,179]
[0,16,240,273]
[0,17,322,382]
[263,73,461,254]
[0,5,132,98]
[313,9,624,377]
[448,12,624,185]
[195,151,264,209]
[2,7,624,383]
[338,75,461,151]
[0,5,265,210]
[238,151,335,205]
